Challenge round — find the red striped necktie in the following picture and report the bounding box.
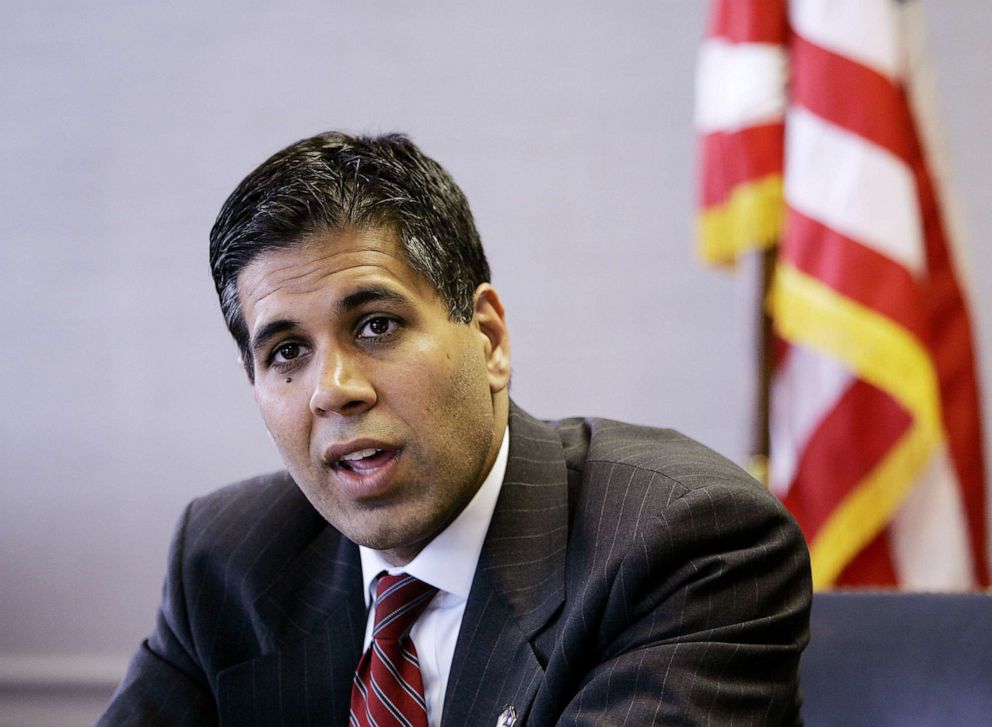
[350,573,439,727]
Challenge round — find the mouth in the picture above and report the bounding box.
[333,446,398,473]
[323,440,403,498]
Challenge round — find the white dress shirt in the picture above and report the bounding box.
[359,427,509,727]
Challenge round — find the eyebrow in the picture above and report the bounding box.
[336,284,411,314]
[249,285,413,354]
[250,319,301,355]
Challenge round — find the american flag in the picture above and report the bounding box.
[696,0,988,589]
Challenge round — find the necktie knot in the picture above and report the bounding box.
[372,573,438,641]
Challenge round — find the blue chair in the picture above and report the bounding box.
[800,591,992,726]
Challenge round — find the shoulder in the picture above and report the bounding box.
[173,471,331,589]
[523,415,809,724]
[547,414,771,504]
[542,415,803,568]
[183,471,322,542]
[185,469,308,525]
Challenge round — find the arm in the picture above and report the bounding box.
[98,501,218,726]
[558,483,811,726]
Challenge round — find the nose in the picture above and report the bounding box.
[309,348,376,417]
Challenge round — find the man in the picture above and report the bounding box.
[100,132,811,726]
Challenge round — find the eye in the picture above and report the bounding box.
[357,316,400,340]
[270,341,309,367]
[274,342,301,361]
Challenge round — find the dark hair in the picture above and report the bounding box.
[209,132,491,378]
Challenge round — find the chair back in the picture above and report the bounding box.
[800,591,992,726]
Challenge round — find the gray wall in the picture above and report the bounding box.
[1,2,989,724]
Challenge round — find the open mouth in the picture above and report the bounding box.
[334,447,398,473]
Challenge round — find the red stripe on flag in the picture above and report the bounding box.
[835,529,899,587]
[780,209,926,341]
[782,380,912,539]
[791,35,916,163]
[706,0,787,44]
[699,124,783,207]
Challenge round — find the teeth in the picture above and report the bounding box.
[340,448,381,462]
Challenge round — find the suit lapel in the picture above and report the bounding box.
[217,524,366,725]
[442,404,569,726]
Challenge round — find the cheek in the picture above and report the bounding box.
[428,339,494,428]
[254,387,310,451]
[408,338,484,407]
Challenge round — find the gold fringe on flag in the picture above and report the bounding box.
[697,174,784,265]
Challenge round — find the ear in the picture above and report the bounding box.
[472,284,511,393]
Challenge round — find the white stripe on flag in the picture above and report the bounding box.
[769,345,854,497]
[785,105,925,276]
[695,40,787,132]
[790,0,904,80]
[891,448,977,589]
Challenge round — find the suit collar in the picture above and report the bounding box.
[477,402,568,637]
[441,403,569,725]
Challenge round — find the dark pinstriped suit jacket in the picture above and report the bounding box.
[100,403,811,726]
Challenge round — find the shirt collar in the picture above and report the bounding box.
[359,425,509,606]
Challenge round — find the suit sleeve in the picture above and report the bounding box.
[97,501,219,726]
[556,483,812,727]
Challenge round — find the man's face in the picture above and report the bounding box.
[237,227,510,565]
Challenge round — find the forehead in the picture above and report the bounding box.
[236,227,435,319]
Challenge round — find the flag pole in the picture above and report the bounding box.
[748,246,776,486]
